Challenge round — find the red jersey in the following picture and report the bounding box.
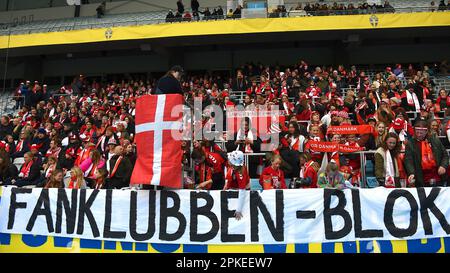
[300,160,318,188]
[196,163,213,190]
[259,166,286,189]
[205,152,225,175]
[225,167,249,190]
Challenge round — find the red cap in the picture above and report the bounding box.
[392,118,405,131]
[54,122,62,129]
[30,144,39,150]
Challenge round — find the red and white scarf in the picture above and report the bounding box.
[16,140,25,152]
[20,160,33,178]
[109,156,123,178]
[406,89,421,112]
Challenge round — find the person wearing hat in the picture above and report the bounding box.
[115,121,130,140]
[74,134,95,166]
[32,128,50,155]
[389,117,409,142]
[96,126,118,154]
[224,150,249,190]
[105,137,118,171]
[29,143,43,166]
[155,65,184,95]
[404,119,449,187]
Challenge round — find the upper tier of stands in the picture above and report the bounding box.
[0,0,445,36]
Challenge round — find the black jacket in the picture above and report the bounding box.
[155,75,183,95]
[0,123,13,140]
[0,164,18,183]
[107,155,133,189]
[404,136,449,187]
[18,160,41,182]
[177,1,185,13]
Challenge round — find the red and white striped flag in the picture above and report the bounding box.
[130,94,183,188]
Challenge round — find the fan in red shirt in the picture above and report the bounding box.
[259,154,286,189]
[295,152,320,188]
[224,150,250,190]
[192,141,226,190]
[306,80,321,98]
[246,80,260,96]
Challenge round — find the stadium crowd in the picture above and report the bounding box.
[165,0,450,22]
[0,59,449,191]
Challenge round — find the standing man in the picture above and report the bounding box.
[155,65,184,95]
[191,0,200,12]
[404,119,449,187]
[177,0,185,14]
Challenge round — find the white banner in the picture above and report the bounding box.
[1,187,450,245]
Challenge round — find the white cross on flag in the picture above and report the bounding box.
[130,94,183,188]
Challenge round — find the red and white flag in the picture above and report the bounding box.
[130,94,183,188]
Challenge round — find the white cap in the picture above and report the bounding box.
[227,150,244,166]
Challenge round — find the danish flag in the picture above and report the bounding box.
[130,94,183,188]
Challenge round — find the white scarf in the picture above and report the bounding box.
[406,90,421,112]
[389,127,407,142]
[49,108,55,118]
[236,129,254,153]
[283,102,292,114]
[290,135,305,152]
[385,150,395,183]
[106,152,115,172]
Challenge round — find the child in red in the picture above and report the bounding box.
[224,150,250,190]
[259,154,286,189]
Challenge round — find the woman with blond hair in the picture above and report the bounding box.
[67,166,87,189]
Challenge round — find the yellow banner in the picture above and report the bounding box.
[0,12,449,49]
[0,234,449,253]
